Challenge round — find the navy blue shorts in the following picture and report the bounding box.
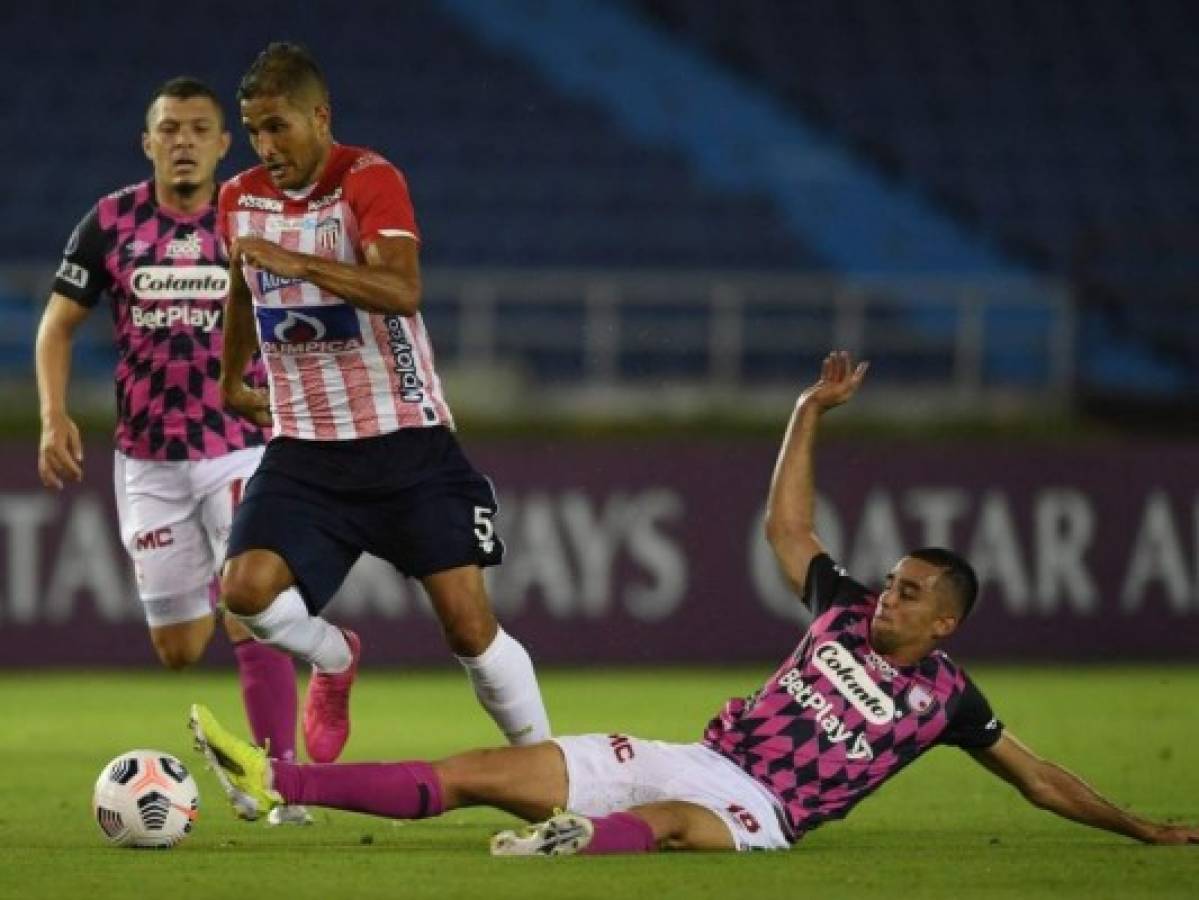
[227,427,503,612]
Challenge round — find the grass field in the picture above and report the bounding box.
[2,665,1197,899]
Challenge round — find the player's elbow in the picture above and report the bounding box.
[395,274,422,315]
[764,517,818,565]
[764,513,802,552]
[373,288,420,317]
[761,525,807,596]
[370,266,421,316]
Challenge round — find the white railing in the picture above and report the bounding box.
[418,269,1074,415]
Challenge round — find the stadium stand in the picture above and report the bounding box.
[630,0,1199,397]
[0,0,1193,405]
[631,1,1198,269]
[0,1,812,270]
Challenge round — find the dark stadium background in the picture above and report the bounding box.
[0,0,1196,667]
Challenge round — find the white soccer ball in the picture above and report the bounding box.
[92,749,199,848]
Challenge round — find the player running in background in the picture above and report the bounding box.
[214,43,549,769]
[35,77,309,825]
[192,351,1199,853]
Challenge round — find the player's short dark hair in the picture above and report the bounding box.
[146,77,224,127]
[908,547,979,623]
[237,42,329,106]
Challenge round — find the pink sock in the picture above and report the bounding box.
[580,812,657,854]
[233,640,298,762]
[271,761,445,820]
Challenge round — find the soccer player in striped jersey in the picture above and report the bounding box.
[215,43,550,769]
[192,352,1199,852]
[35,77,309,825]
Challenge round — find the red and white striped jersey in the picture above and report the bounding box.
[217,145,453,440]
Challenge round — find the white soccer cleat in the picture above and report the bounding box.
[490,812,595,857]
[267,804,314,827]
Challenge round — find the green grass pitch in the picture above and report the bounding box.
[1,665,1196,899]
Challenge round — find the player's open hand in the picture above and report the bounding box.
[234,236,307,279]
[223,381,273,427]
[38,412,83,490]
[800,350,869,412]
[1144,822,1199,845]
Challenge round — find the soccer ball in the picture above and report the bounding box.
[92,750,199,848]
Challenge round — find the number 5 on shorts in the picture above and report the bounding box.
[473,507,496,554]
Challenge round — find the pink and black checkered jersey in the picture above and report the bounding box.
[53,181,269,461]
[704,554,1003,842]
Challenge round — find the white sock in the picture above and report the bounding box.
[235,589,351,673]
[457,628,551,745]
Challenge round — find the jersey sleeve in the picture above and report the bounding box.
[801,554,874,616]
[939,673,1004,749]
[345,155,420,246]
[52,206,109,307]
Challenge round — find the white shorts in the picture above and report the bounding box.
[114,447,264,627]
[553,734,790,851]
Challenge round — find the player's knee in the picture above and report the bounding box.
[220,558,279,616]
[151,635,205,671]
[439,607,498,657]
[661,803,738,852]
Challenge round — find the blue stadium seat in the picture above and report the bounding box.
[0,0,817,272]
[631,0,1199,395]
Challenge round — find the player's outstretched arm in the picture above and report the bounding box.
[970,730,1199,845]
[220,263,271,427]
[35,293,89,489]
[765,350,868,599]
[234,234,421,316]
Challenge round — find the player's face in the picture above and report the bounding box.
[142,96,230,193]
[240,94,332,191]
[869,557,959,657]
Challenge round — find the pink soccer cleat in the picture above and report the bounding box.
[302,629,361,763]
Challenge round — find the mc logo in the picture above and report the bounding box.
[134,527,174,551]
